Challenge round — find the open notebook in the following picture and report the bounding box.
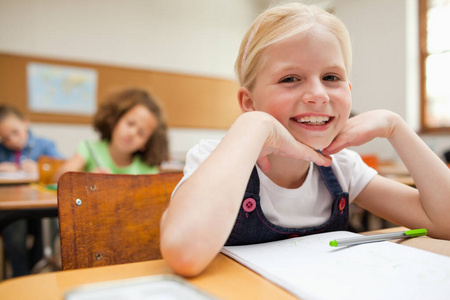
[221,231,450,300]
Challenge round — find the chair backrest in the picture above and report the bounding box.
[38,155,65,185]
[57,171,183,270]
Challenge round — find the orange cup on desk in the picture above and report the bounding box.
[360,154,379,171]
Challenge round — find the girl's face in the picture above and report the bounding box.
[110,104,158,155]
[241,28,352,150]
[0,115,29,152]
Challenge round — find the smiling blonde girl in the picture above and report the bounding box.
[160,3,450,277]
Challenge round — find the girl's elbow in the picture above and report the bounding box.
[428,224,450,241]
[160,238,208,277]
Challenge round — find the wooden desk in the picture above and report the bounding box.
[1,227,449,300]
[0,184,56,209]
[0,254,297,300]
[0,184,57,231]
[0,184,59,280]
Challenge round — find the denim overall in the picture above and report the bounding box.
[225,165,349,246]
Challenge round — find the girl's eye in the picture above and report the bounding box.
[280,76,299,83]
[323,75,340,81]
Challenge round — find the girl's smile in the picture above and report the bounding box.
[291,113,334,131]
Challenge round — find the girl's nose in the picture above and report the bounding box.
[302,79,330,104]
[129,127,141,139]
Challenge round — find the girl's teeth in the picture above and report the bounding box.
[298,116,330,124]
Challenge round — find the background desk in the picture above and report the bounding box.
[0,227,448,300]
[0,184,57,231]
[0,184,58,280]
[0,178,38,185]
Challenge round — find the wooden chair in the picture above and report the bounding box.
[38,155,65,185]
[57,171,183,270]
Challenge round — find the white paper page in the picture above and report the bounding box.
[0,171,38,180]
[222,231,450,300]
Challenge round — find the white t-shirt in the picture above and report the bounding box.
[175,139,377,228]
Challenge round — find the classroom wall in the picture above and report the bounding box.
[1,0,449,161]
[334,0,450,161]
[334,0,407,160]
[0,0,261,158]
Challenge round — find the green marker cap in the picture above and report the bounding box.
[329,240,338,247]
[404,228,427,238]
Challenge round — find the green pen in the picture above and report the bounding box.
[329,228,427,247]
[85,141,102,168]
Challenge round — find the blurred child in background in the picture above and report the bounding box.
[0,105,62,173]
[55,88,169,177]
[0,104,63,277]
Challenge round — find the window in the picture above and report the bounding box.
[419,0,450,132]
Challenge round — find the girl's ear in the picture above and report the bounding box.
[237,87,255,113]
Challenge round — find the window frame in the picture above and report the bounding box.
[419,0,450,133]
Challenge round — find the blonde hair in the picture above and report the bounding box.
[236,3,352,91]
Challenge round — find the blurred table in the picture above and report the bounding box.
[0,183,58,280]
[0,184,57,231]
[0,172,38,185]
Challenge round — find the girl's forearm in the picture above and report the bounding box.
[160,112,273,276]
[387,114,450,232]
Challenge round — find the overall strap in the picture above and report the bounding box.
[245,166,260,194]
[317,165,344,198]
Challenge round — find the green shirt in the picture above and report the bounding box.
[77,140,158,174]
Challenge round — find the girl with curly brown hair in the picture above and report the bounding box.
[56,88,169,177]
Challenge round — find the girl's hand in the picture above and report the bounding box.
[322,110,398,155]
[92,167,112,174]
[254,112,332,172]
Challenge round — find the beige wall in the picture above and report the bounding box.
[1,0,449,160]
